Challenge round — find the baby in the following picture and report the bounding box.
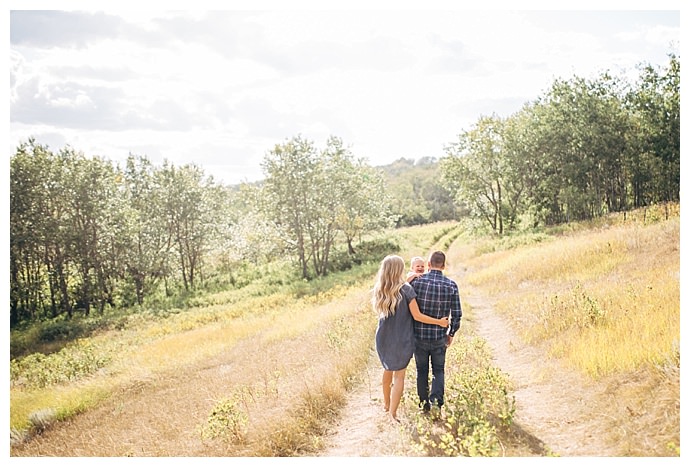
[406,256,426,283]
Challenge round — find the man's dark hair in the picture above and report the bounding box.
[429,251,446,268]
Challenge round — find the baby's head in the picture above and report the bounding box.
[410,256,425,274]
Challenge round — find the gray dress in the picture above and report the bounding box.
[375,283,417,371]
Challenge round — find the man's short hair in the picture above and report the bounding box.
[429,251,446,268]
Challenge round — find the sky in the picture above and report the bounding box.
[6,1,683,186]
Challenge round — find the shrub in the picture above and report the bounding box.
[199,397,248,443]
[410,336,516,457]
[10,339,113,389]
[38,319,85,343]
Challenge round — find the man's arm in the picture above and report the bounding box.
[448,285,462,338]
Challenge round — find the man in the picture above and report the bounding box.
[410,250,462,411]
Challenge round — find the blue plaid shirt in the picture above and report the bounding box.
[411,269,462,340]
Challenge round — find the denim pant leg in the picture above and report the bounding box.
[414,338,447,406]
[429,339,447,407]
[414,340,431,404]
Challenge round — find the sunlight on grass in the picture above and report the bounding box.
[468,214,679,377]
[556,264,680,376]
[10,385,111,430]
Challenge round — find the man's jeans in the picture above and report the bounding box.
[414,337,447,408]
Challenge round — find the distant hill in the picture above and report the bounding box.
[377,157,459,227]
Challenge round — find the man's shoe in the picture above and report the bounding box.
[420,401,431,412]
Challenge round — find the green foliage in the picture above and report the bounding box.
[199,397,248,442]
[327,237,401,273]
[9,144,229,328]
[380,157,458,227]
[260,135,395,279]
[411,337,516,457]
[440,54,680,234]
[442,115,509,234]
[10,340,113,389]
[36,319,86,343]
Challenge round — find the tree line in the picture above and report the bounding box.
[440,54,680,233]
[9,53,679,326]
[9,136,396,326]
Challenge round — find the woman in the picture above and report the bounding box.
[372,255,449,422]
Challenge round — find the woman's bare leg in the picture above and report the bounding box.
[389,369,406,421]
[382,370,393,412]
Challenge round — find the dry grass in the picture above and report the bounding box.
[466,215,679,377]
[10,212,680,456]
[10,282,378,456]
[460,208,680,455]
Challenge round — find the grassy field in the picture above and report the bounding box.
[9,205,680,456]
[465,205,680,376]
[458,203,680,455]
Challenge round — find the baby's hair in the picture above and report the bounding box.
[410,256,424,268]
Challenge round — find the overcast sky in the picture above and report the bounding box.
[7,1,682,185]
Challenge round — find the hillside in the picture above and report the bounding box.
[10,213,680,456]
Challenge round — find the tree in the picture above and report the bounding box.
[326,137,394,256]
[120,155,174,305]
[626,53,680,206]
[10,140,56,322]
[158,162,224,290]
[261,135,319,279]
[517,74,630,224]
[61,148,122,315]
[499,104,544,229]
[442,115,507,234]
[381,157,457,227]
[261,135,393,279]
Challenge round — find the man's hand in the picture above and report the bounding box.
[446,335,454,347]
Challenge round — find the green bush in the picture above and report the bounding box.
[411,336,516,457]
[38,319,84,343]
[199,397,248,442]
[10,340,113,389]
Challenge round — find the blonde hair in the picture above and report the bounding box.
[410,256,424,269]
[372,255,406,319]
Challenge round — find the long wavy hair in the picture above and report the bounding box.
[371,255,406,319]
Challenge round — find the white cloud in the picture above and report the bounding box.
[7,7,682,185]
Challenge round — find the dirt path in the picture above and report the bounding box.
[466,288,620,456]
[319,285,622,457]
[318,347,420,457]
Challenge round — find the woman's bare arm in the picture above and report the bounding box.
[409,298,449,327]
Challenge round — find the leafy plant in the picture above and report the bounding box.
[199,396,248,442]
[410,336,515,457]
